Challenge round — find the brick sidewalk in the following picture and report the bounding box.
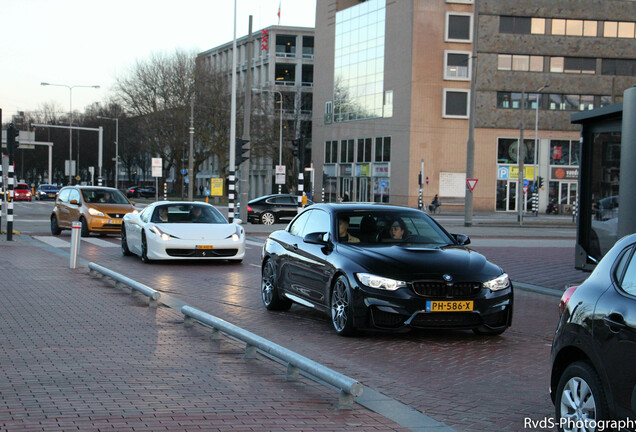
[0,241,408,432]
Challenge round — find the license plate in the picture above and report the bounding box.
[426,300,473,312]
[196,245,214,249]
[48,194,55,197]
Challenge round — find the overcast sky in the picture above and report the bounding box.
[1,0,316,119]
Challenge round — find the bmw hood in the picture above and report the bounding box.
[341,244,503,282]
[154,223,240,240]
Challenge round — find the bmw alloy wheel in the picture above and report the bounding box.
[331,276,355,336]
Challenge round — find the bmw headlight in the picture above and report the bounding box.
[356,273,406,291]
[483,273,510,291]
[150,225,171,241]
[88,208,106,217]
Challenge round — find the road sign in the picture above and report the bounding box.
[466,178,478,192]
[275,165,286,185]
[180,168,187,175]
[210,178,223,196]
[523,186,529,194]
[151,158,162,167]
[425,176,429,184]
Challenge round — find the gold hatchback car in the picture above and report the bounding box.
[51,186,137,237]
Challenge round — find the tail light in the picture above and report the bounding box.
[559,285,578,316]
[247,205,252,212]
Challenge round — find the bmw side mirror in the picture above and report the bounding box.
[304,232,329,245]
[452,233,471,245]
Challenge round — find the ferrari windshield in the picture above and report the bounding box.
[336,210,454,246]
[151,204,227,224]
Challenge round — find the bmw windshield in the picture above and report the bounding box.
[335,210,454,246]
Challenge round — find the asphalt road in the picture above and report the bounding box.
[5,200,575,431]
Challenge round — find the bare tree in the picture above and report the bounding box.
[114,49,196,194]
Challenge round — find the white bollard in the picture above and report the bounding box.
[69,221,82,269]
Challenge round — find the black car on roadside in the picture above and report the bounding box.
[35,184,59,200]
[247,193,314,225]
[126,185,156,198]
[260,203,513,336]
[550,233,636,432]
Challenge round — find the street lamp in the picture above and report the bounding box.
[534,82,550,212]
[97,115,119,189]
[252,87,283,194]
[41,82,100,185]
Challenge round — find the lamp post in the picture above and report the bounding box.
[534,82,550,213]
[253,87,283,194]
[41,82,100,185]
[97,115,119,189]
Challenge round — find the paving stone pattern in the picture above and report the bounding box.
[0,245,409,432]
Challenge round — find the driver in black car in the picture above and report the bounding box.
[338,215,360,243]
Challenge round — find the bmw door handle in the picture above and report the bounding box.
[603,313,627,332]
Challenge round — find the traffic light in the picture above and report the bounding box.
[235,138,250,166]
[537,176,544,189]
[291,139,300,157]
[6,123,20,162]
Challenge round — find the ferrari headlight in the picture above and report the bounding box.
[88,208,106,217]
[226,225,243,242]
[150,225,171,241]
[483,273,510,291]
[356,273,406,291]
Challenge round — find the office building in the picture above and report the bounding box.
[312,0,636,212]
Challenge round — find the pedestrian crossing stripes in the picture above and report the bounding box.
[34,236,120,248]
[33,236,263,249]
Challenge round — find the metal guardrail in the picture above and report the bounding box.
[181,305,364,408]
[88,262,161,307]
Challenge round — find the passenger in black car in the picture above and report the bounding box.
[389,218,409,240]
[338,215,360,243]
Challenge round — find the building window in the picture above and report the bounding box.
[334,0,386,122]
[551,57,596,74]
[446,13,472,42]
[340,139,354,163]
[383,90,393,118]
[325,101,332,124]
[497,55,544,73]
[443,89,469,118]
[605,21,636,38]
[302,36,314,59]
[531,18,546,34]
[497,138,536,164]
[444,51,471,79]
[357,138,372,163]
[602,58,636,76]
[375,136,391,162]
[497,92,511,108]
[275,34,296,57]
[499,16,531,34]
[275,64,295,84]
[325,140,338,163]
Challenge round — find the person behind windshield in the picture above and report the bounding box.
[191,206,206,222]
[389,218,409,240]
[102,191,115,203]
[338,215,359,243]
[157,207,169,223]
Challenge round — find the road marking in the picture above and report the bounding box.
[81,238,119,247]
[33,236,70,248]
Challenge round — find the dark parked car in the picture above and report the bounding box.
[551,233,636,431]
[247,194,314,225]
[35,184,59,200]
[126,185,156,198]
[260,203,513,336]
